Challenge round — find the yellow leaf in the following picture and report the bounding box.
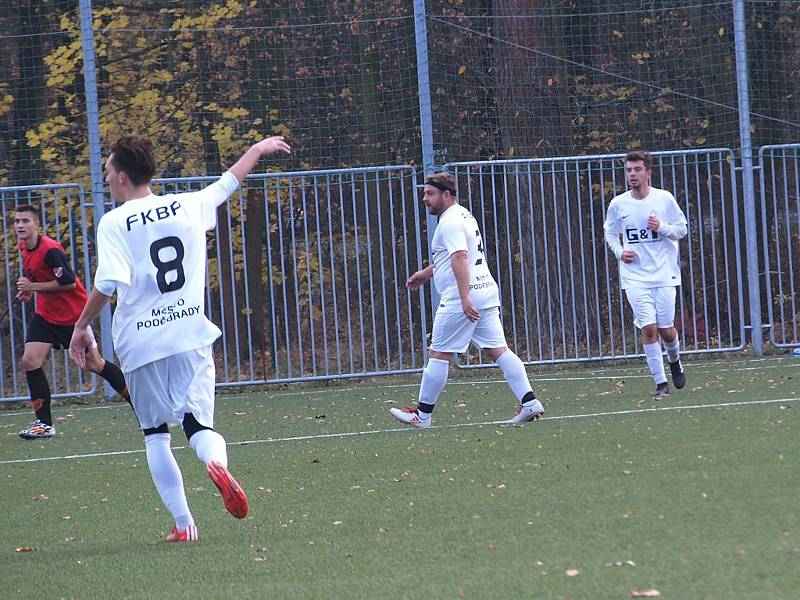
[718,26,725,36]
[457,65,466,75]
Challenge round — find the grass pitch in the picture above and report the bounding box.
[1,355,798,599]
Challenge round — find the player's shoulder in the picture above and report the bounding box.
[39,235,64,251]
[649,186,676,201]
[606,191,630,210]
[438,205,470,229]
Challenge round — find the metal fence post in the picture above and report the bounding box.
[733,0,763,356]
[414,0,440,319]
[79,0,114,394]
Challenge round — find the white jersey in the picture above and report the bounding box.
[430,204,500,313]
[603,187,688,290]
[93,171,240,372]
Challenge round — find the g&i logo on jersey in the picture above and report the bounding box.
[625,227,659,244]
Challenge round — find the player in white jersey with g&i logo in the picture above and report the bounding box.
[69,134,291,542]
[390,172,543,428]
[604,150,688,398]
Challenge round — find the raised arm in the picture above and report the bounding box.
[228,136,292,184]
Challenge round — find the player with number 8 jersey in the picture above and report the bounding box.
[94,180,228,373]
[69,134,291,542]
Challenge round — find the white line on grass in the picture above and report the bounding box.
[1,396,796,465]
[1,357,796,419]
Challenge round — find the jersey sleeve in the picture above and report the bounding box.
[603,201,620,235]
[437,218,469,256]
[603,202,624,259]
[43,248,77,285]
[182,171,240,231]
[93,215,131,296]
[659,193,688,240]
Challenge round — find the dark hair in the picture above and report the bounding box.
[110,136,156,186]
[625,150,652,169]
[14,204,39,221]
[425,172,457,196]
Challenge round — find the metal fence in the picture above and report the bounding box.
[0,184,97,400]
[446,149,746,366]
[760,143,800,348]
[3,144,800,401]
[152,165,429,385]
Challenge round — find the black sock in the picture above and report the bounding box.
[521,391,536,404]
[99,361,131,405]
[417,402,435,414]
[26,368,52,425]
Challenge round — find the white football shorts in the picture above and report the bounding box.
[125,345,216,430]
[430,306,507,353]
[624,286,677,329]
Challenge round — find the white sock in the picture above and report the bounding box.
[144,433,193,530]
[495,350,533,402]
[663,336,680,363]
[417,357,449,418]
[643,342,667,384]
[189,429,228,468]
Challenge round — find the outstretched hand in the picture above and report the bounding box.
[254,136,291,157]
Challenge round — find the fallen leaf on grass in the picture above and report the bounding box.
[565,569,579,576]
[34,494,48,501]
[379,528,391,534]
[15,547,36,553]
[233,411,248,416]
[63,537,77,543]
[607,560,636,567]
[254,556,268,562]
[630,589,660,597]
[333,521,343,525]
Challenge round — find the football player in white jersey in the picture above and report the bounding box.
[69,134,291,542]
[604,151,688,398]
[390,172,544,428]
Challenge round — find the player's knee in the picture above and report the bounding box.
[182,412,211,442]
[485,346,508,362]
[640,324,658,343]
[427,349,451,362]
[20,354,43,372]
[658,327,677,342]
[143,424,169,436]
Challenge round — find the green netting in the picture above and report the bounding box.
[428,0,800,166]
[0,1,799,186]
